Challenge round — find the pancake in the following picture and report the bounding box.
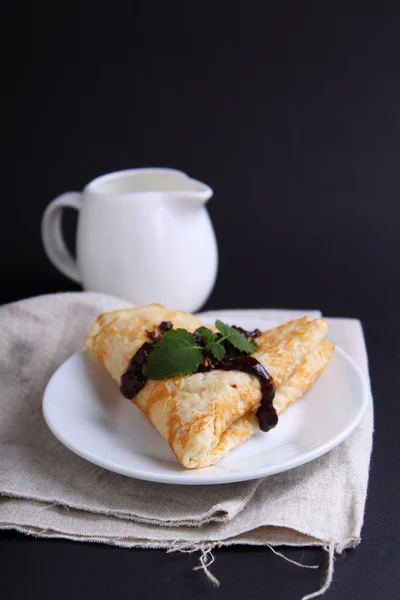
[84,304,334,469]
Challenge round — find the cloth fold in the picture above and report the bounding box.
[0,293,373,597]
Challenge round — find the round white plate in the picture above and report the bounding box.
[43,315,369,485]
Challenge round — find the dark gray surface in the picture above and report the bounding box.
[2,4,400,599]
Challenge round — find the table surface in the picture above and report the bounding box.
[2,5,400,599]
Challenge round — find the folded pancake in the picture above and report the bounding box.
[84,304,334,469]
[205,339,334,466]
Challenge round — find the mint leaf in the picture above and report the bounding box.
[142,322,257,381]
[143,329,204,380]
[215,320,258,353]
[206,341,226,360]
[196,327,218,344]
[248,338,258,352]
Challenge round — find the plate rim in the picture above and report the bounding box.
[42,317,370,485]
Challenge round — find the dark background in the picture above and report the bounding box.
[2,3,400,599]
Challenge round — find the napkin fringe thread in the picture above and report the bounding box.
[167,542,220,586]
[301,542,334,600]
[168,538,357,598]
[301,537,358,599]
[267,544,318,569]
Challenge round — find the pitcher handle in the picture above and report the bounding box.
[41,192,83,283]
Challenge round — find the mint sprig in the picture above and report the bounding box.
[206,341,226,360]
[142,329,204,380]
[215,320,258,353]
[196,327,218,344]
[196,327,227,360]
[143,321,258,381]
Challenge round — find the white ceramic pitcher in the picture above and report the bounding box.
[41,168,218,312]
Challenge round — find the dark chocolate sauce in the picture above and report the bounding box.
[232,325,262,340]
[159,321,173,332]
[120,341,156,399]
[146,321,173,342]
[120,323,277,432]
[120,322,174,399]
[192,329,206,346]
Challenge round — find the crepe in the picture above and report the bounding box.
[84,304,334,469]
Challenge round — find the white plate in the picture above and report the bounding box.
[42,315,369,485]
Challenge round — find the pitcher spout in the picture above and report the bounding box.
[168,177,213,210]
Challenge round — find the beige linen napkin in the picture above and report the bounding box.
[0,293,373,599]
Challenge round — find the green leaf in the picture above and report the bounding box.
[196,327,218,344]
[206,341,226,360]
[143,329,204,380]
[215,320,258,353]
[248,339,258,352]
